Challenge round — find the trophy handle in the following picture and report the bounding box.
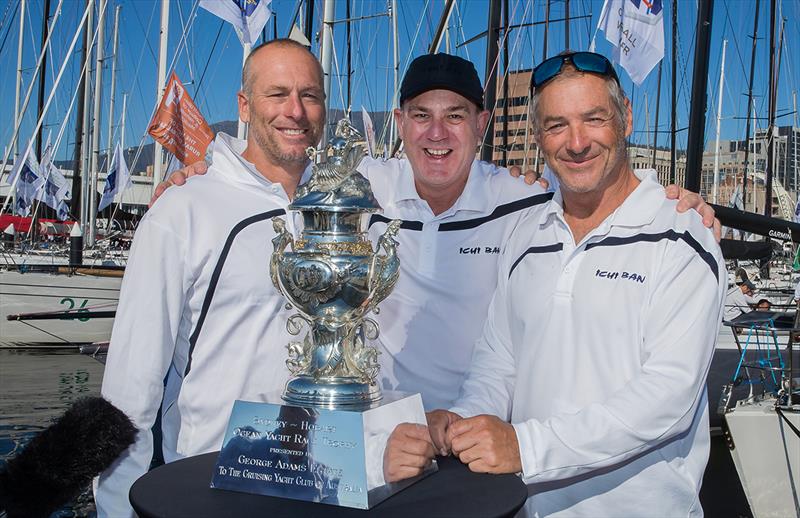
[366,220,401,310]
[270,217,294,292]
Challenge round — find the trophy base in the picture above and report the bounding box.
[211,391,435,509]
[282,375,382,407]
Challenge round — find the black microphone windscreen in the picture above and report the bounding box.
[0,396,137,518]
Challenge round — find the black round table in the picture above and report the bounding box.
[130,452,527,517]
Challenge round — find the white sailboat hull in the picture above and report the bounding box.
[724,399,800,518]
[0,269,121,346]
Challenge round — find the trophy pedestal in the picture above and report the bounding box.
[283,375,382,407]
[211,391,435,509]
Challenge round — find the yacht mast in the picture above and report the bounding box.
[651,62,662,169]
[429,0,455,53]
[669,0,677,184]
[345,0,351,110]
[534,0,552,177]
[106,4,121,154]
[88,0,107,246]
[35,0,51,159]
[750,105,757,212]
[765,0,776,216]
[684,0,714,192]
[712,39,727,205]
[304,0,314,44]
[443,0,450,52]
[501,0,509,167]
[390,0,398,147]
[79,4,94,234]
[238,41,250,139]
[13,0,26,162]
[319,0,335,147]
[121,93,127,154]
[793,91,797,196]
[774,17,786,189]
[71,0,91,225]
[742,0,760,215]
[30,0,52,233]
[480,0,501,162]
[542,0,550,60]
[151,0,170,199]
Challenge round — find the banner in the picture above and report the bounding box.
[98,141,132,212]
[597,0,664,85]
[148,71,214,166]
[37,137,72,220]
[200,0,272,46]
[6,150,44,217]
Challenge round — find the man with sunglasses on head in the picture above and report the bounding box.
[419,52,725,517]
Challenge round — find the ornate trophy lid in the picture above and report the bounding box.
[290,119,381,213]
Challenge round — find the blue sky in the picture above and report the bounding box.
[1,0,798,165]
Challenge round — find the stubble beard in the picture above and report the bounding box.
[252,123,317,168]
[550,131,629,195]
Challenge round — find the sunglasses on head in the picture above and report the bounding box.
[532,52,620,90]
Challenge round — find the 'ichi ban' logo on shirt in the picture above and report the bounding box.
[595,269,646,283]
[459,246,501,255]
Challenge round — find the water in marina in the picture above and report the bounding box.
[0,348,106,517]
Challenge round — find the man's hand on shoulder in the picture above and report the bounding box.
[447,414,521,475]
[664,184,721,242]
[149,161,209,207]
[509,166,549,189]
[383,423,435,483]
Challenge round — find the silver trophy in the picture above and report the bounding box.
[270,119,401,407]
[213,121,432,507]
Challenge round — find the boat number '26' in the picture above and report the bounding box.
[60,298,91,322]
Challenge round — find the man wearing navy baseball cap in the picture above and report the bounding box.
[399,53,485,109]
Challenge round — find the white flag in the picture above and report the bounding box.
[200,0,272,46]
[722,185,744,239]
[37,137,72,220]
[361,107,376,158]
[597,0,664,85]
[7,149,45,217]
[98,142,132,212]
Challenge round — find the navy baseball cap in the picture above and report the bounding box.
[399,53,484,109]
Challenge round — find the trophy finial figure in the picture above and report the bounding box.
[294,119,371,200]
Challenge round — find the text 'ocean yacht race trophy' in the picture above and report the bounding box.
[211,120,434,509]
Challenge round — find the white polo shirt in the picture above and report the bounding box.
[452,170,726,517]
[96,134,305,517]
[359,157,548,409]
